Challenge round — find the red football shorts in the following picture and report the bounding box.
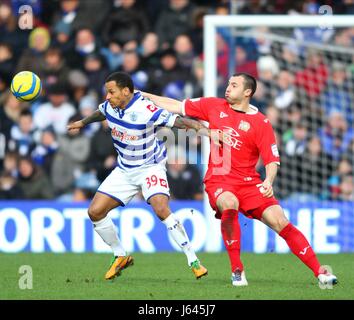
[205,180,279,220]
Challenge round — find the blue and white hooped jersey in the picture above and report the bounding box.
[98,92,178,170]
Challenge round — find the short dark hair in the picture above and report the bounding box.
[105,72,134,93]
[233,72,257,97]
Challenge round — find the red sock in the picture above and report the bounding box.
[279,223,321,277]
[221,209,243,272]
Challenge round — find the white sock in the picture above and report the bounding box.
[93,215,126,257]
[162,214,198,266]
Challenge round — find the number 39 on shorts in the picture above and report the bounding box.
[145,175,168,189]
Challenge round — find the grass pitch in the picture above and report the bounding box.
[0,252,353,300]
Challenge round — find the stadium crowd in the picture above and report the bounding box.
[0,0,354,202]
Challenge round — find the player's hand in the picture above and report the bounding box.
[256,180,274,198]
[67,120,84,132]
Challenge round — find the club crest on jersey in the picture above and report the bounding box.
[130,112,138,122]
[238,120,250,132]
[146,104,158,112]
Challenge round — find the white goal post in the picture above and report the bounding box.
[202,15,354,252]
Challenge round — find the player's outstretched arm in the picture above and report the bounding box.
[173,116,223,146]
[67,109,106,131]
[140,91,184,115]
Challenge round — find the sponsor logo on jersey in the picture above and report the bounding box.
[271,143,279,157]
[130,112,138,122]
[222,126,243,150]
[112,127,139,141]
[238,120,250,132]
[146,104,158,112]
[219,112,229,118]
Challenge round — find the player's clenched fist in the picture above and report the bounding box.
[257,180,273,198]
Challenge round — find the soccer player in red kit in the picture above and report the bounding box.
[141,73,338,287]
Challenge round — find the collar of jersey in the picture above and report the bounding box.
[116,92,141,118]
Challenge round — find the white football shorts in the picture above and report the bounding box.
[97,164,170,206]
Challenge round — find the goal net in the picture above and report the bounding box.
[202,15,354,252]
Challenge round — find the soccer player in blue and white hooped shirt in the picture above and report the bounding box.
[67,72,208,280]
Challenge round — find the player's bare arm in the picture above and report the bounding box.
[173,116,224,146]
[141,91,183,115]
[259,162,279,198]
[67,109,106,131]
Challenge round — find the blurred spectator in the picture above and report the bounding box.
[50,114,90,195]
[166,145,203,200]
[148,48,190,96]
[250,81,268,114]
[235,46,258,79]
[173,34,195,71]
[1,151,19,178]
[66,28,101,70]
[16,26,51,75]
[0,43,15,85]
[0,171,23,199]
[87,120,116,183]
[9,109,40,156]
[321,61,353,126]
[0,2,29,56]
[155,0,195,48]
[189,6,206,55]
[67,69,90,106]
[239,0,273,14]
[51,0,110,39]
[284,122,308,157]
[100,41,123,72]
[295,49,328,100]
[289,135,335,199]
[78,95,100,137]
[0,93,29,143]
[139,32,160,71]
[119,50,149,91]
[328,157,353,200]
[17,155,54,199]
[274,70,295,110]
[37,46,70,89]
[318,109,354,161]
[101,0,149,47]
[83,53,109,98]
[337,175,354,201]
[185,56,204,97]
[31,127,59,176]
[33,84,76,135]
[279,43,300,72]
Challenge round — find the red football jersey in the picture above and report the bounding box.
[183,97,280,184]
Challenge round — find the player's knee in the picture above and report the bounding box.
[153,204,169,220]
[220,198,238,211]
[271,216,289,233]
[88,205,105,222]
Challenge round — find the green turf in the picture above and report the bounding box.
[0,252,353,300]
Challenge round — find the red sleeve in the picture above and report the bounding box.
[255,118,280,166]
[183,97,214,121]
